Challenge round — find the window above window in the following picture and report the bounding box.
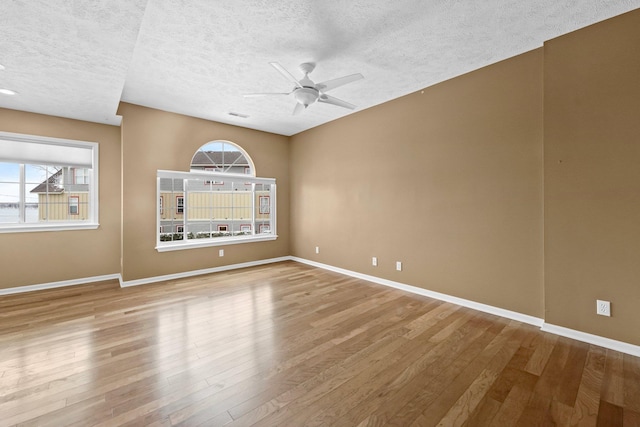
[156,140,275,251]
[0,131,99,233]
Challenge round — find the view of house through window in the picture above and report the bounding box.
[0,132,98,232]
[0,164,92,223]
[156,140,276,250]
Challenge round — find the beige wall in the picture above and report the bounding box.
[544,9,640,345]
[117,103,289,282]
[290,49,545,318]
[0,109,121,289]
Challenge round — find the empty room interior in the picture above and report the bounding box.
[1,2,640,425]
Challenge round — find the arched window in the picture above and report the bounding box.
[190,141,255,176]
[156,141,276,251]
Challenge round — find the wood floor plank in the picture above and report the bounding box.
[623,353,640,413]
[597,399,624,426]
[489,385,531,426]
[556,340,590,407]
[1,261,639,426]
[532,336,571,398]
[602,349,625,406]
[515,391,562,426]
[436,367,499,426]
[568,345,607,425]
[462,395,501,426]
[623,408,640,426]
[524,332,558,376]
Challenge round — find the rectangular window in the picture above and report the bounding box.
[259,195,270,214]
[157,169,276,251]
[176,196,184,214]
[68,196,79,215]
[0,131,98,233]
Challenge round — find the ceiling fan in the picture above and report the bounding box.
[244,62,364,115]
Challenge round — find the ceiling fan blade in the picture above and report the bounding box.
[243,92,291,97]
[316,73,364,92]
[292,102,305,116]
[318,94,356,110]
[270,62,303,88]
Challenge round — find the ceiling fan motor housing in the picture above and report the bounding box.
[294,87,319,106]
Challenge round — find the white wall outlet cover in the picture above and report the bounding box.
[596,299,611,316]
[372,257,377,266]
[315,246,319,254]
[219,249,224,257]
[396,261,402,271]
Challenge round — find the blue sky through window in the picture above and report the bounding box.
[0,162,19,203]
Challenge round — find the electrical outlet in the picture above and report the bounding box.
[219,249,224,257]
[396,261,402,271]
[315,246,320,254]
[596,300,611,317]
[372,257,377,266]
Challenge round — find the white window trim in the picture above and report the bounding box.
[156,169,276,252]
[0,131,99,234]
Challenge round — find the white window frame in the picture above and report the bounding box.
[156,169,276,251]
[0,131,99,233]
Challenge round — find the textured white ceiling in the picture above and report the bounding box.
[1,1,639,135]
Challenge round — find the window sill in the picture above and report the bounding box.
[156,234,278,252]
[0,222,99,234]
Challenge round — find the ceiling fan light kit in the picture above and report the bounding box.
[293,87,319,107]
[244,62,363,115]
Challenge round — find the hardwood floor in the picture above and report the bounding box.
[1,261,639,426]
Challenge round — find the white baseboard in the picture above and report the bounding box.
[541,323,640,357]
[119,256,292,287]
[290,257,640,357]
[0,273,121,296]
[0,257,292,294]
[290,257,543,327]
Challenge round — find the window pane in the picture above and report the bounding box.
[0,162,19,184]
[158,177,184,241]
[25,165,57,223]
[0,162,19,223]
